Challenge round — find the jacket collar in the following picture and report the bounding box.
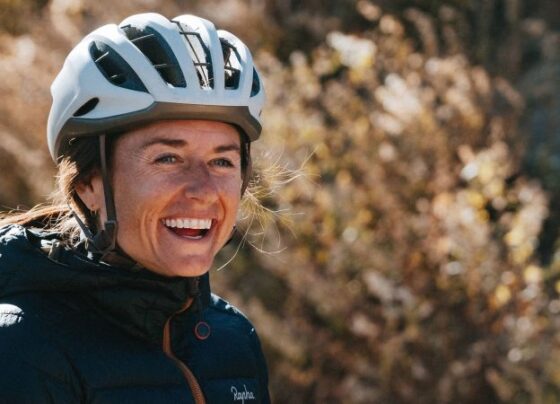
[0,225,211,345]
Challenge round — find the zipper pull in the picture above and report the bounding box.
[193,289,211,341]
[194,320,211,340]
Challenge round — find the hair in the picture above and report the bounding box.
[0,136,102,243]
[0,128,255,245]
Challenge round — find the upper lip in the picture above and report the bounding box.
[162,217,213,229]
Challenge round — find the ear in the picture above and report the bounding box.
[75,173,104,213]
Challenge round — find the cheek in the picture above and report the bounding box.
[112,170,155,222]
[223,179,243,210]
[227,197,241,219]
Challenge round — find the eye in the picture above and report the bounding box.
[155,154,179,164]
[211,158,235,168]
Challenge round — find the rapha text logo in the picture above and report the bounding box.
[231,384,255,403]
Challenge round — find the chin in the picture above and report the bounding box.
[163,258,213,278]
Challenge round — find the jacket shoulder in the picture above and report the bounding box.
[0,296,83,402]
[208,293,254,326]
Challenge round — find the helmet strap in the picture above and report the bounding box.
[240,140,252,196]
[227,139,251,247]
[74,135,119,261]
[93,134,119,257]
[95,135,145,269]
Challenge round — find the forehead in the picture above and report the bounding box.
[116,119,241,150]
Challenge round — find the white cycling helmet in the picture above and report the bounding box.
[47,12,265,161]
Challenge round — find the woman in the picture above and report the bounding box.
[0,12,269,403]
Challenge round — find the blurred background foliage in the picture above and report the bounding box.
[1,0,560,402]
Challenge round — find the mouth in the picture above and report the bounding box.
[162,217,213,240]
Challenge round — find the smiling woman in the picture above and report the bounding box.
[91,120,244,278]
[0,12,270,404]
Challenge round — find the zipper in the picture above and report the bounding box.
[163,296,206,404]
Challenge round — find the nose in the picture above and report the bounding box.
[180,161,218,203]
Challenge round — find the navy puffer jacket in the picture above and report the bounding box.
[0,225,270,403]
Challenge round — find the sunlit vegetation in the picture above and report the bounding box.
[1,1,560,402]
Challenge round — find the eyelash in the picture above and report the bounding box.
[211,158,235,168]
[155,154,179,164]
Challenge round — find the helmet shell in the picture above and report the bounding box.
[47,12,265,161]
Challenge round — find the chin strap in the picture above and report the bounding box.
[71,135,118,261]
[240,141,252,196]
[224,139,250,247]
[97,134,118,255]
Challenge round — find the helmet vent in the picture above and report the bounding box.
[89,41,148,92]
[121,24,186,88]
[251,68,261,96]
[172,20,214,89]
[220,38,241,90]
[73,98,99,117]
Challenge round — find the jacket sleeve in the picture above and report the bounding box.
[250,328,271,404]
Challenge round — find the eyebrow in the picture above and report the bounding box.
[140,137,186,150]
[214,143,241,154]
[140,137,241,154]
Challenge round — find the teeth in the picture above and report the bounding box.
[164,218,212,229]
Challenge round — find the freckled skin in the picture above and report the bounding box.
[81,120,242,277]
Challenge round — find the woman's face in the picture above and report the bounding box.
[81,120,243,277]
